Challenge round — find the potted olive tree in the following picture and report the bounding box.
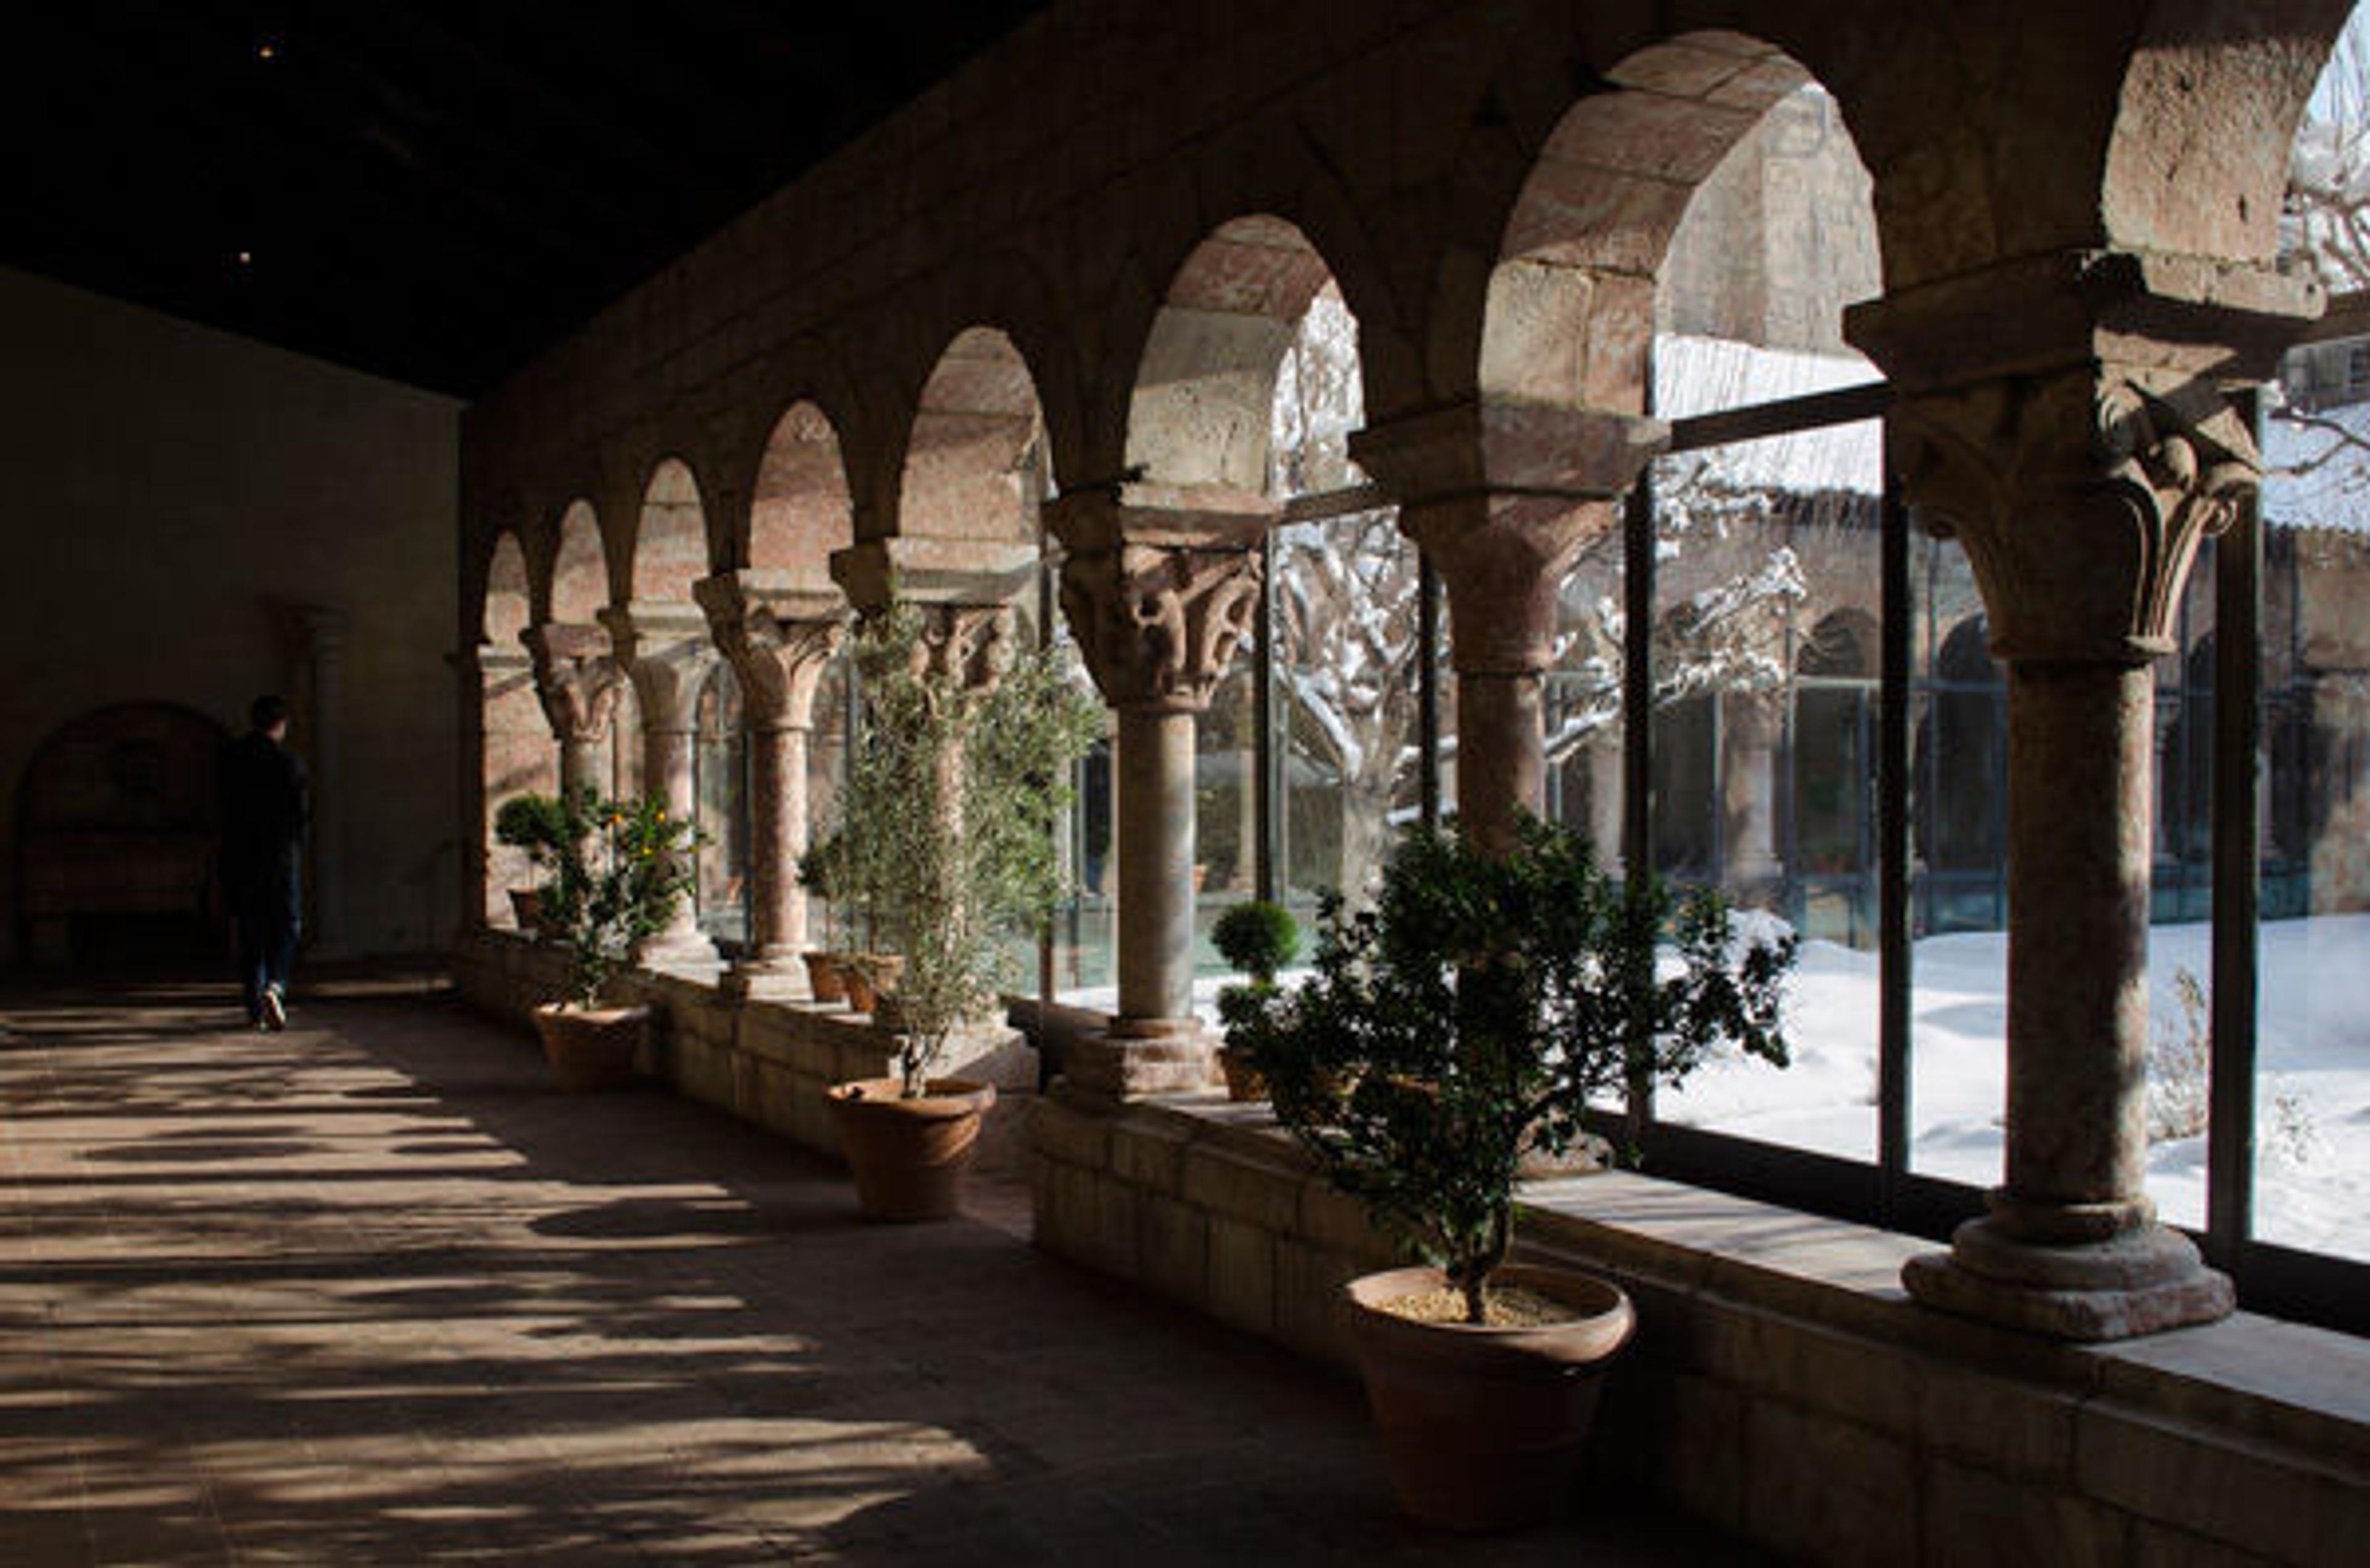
[822,601,1100,1220]
[492,791,568,935]
[1249,815,1794,1531]
[1211,898,1299,1101]
[531,790,701,1090]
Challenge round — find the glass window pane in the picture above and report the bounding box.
[1645,416,1882,1162]
[694,663,749,947]
[1546,531,1624,860]
[2255,410,2370,1261]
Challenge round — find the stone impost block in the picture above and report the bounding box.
[1180,1142,1304,1234]
[1109,1118,1193,1195]
[2073,1403,2369,1566]
[1027,1095,1113,1173]
[1743,1398,1918,1568]
[1921,1454,2127,1568]
[1207,1215,1276,1339]
[1135,1191,1210,1311]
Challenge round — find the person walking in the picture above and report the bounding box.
[220,694,309,1030]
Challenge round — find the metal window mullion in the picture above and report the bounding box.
[1256,528,1279,902]
[1879,473,1913,1219]
[1622,467,1657,1134]
[1418,549,1441,831]
[2208,397,2263,1275]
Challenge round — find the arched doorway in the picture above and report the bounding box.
[16,703,229,968]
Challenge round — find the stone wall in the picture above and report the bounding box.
[0,265,461,966]
[454,930,1039,1171]
[1032,1091,2370,1566]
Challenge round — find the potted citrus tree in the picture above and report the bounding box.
[531,789,700,1090]
[822,600,1100,1220]
[1211,898,1298,1101]
[1249,815,1794,1531]
[492,791,568,935]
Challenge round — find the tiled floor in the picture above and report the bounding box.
[0,976,1762,1564]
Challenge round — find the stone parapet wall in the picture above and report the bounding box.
[455,929,1038,1169]
[1031,1089,2370,1566]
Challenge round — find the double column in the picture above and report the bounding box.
[1045,487,1269,1098]
[600,602,722,969]
[1850,249,2317,1338]
[523,623,622,803]
[1349,399,1663,857]
[696,572,846,998]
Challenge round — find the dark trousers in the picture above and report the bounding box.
[230,853,302,1021]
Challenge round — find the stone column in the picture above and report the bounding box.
[696,573,846,998]
[1350,400,1663,857]
[601,604,720,970]
[1044,489,1270,1098]
[1849,249,2318,1339]
[1723,689,1784,892]
[524,623,620,805]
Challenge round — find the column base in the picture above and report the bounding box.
[1902,1213,2234,1341]
[718,950,812,1002]
[1063,1021,1215,1101]
[636,927,721,973]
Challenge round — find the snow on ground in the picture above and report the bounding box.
[1060,914,2370,1262]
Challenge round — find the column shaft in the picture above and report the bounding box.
[736,723,813,986]
[2002,661,2153,1220]
[560,737,603,802]
[1115,707,1197,1027]
[640,724,715,964]
[1455,670,1545,858]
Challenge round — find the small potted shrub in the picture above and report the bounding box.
[1253,815,1794,1531]
[794,828,853,1005]
[823,600,1100,1220]
[1211,898,1299,1101]
[531,790,701,1090]
[492,791,568,935]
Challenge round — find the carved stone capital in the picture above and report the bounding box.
[522,623,621,745]
[1349,396,1664,507]
[599,602,718,732]
[1887,365,2259,664]
[907,602,1018,692]
[694,573,846,732]
[1059,541,1262,714]
[829,537,1037,616]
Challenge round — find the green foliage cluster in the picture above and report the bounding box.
[536,790,702,1010]
[1212,900,1299,985]
[493,792,570,872]
[821,600,1102,1096]
[1248,816,1795,1324]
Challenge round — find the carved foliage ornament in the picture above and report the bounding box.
[1890,368,2259,664]
[1060,544,1261,713]
[530,649,621,744]
[713,609,845,731]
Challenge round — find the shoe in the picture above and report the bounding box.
[260,987,287,1032]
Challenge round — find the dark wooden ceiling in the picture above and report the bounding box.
[0,2,1049,397]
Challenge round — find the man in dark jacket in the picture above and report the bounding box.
[220,694,308,1029]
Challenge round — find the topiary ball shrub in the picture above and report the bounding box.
[1212,899,1300,986]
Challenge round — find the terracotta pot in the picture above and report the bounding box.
[1341,1264,1635,1532]
[1216,1046,1268,1102]
[842,953,904,1015]
[509,887,544,937]
[827,1077,995,1221]
[531,1002,649,1090]
[802,950,850,1005]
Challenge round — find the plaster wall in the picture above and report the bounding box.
[0,265,463,965]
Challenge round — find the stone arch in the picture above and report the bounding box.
[747,400,857,584]
[628,457,712,604]
[2103,0,2358,267]
[483,532,530,645]
[891,325,1050,545]
[1477,30,1879,418]
[1122,214,1349,495]
[547,500,609,625]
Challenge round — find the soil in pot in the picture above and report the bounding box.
[828,1077,994,1221]
[531,1003,649,1091]
[1341,1263,1634,1532]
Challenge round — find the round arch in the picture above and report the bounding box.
[891,325,1049,545]
[630,458,711,603]
[548,500,609,624]
[748,400,857,581]
[484,532,531,645]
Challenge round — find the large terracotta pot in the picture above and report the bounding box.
[1341,1264,1635,1532]
[531,1003,649,1090]
[841,953,904,1014]
[827,1077,995,1221]
[802,950,850,1005]
[1216,1046,1268,1102]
